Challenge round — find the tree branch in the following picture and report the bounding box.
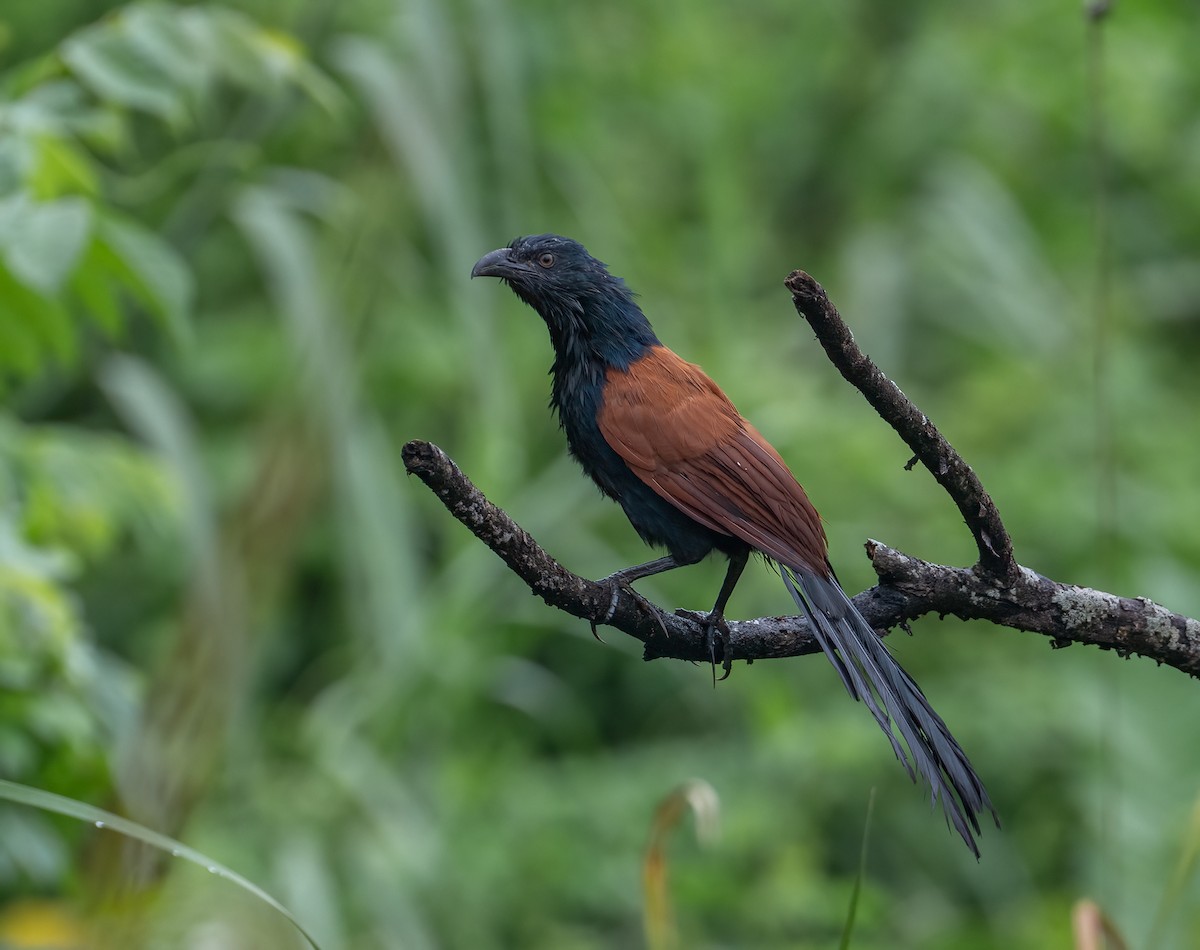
[786,270,1017,581]
[402,270,1200,679]
[402,439,1200,677]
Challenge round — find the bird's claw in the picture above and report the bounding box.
[676,609,733,684]
[591,577,668,643]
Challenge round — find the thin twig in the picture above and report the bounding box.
[785,270,1018,581]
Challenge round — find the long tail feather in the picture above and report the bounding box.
[782,566,997,857]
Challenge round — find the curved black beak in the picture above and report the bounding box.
[471,247,526,279]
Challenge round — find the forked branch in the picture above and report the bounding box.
[402,272,1200,678]
[785,270,1016,581]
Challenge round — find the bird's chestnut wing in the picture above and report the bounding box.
[597,346,829,575]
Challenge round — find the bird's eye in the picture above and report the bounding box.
[537,253,555,268]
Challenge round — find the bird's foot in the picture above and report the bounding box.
[675,609,732,683]
[591,575,668,643]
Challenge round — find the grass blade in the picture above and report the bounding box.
[1145,791,1200,948]
[0,780,321,950]
[838,788,876,950]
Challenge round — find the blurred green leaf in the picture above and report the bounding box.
[0,191,92,293]
[96,213,193,343]
[67,240,123,337]
[98,356,213,591]
[0,262,75,370]
[60,13,184,124]
[29,132,101,199]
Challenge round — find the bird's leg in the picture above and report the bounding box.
[590,555,684,641]
[676,549,748,682]
[602,555,684,586]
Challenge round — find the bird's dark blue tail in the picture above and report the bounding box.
[782,566,997,856]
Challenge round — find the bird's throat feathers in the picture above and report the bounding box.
[537,286,660,425]
[524,281,658,371]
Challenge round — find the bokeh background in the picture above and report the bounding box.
[1,1,1199,947]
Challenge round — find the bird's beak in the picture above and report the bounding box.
[471,247,527,279]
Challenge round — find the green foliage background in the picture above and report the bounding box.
[1,1,1198,947]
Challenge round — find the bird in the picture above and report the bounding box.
[471,233,997,856]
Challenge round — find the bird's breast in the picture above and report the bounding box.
[548,350,730,562]
[549,354,623,491]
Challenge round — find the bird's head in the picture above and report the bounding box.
[471,234,657,366]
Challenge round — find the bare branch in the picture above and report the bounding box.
[401,439,696,648]
[785,270,1018,581]
[865,543,1200,677]
[403,269,1198,680]
[402,439,1200,678]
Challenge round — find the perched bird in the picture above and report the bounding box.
[471,234,997,855]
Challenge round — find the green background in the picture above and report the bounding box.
[1,0,1198,947]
